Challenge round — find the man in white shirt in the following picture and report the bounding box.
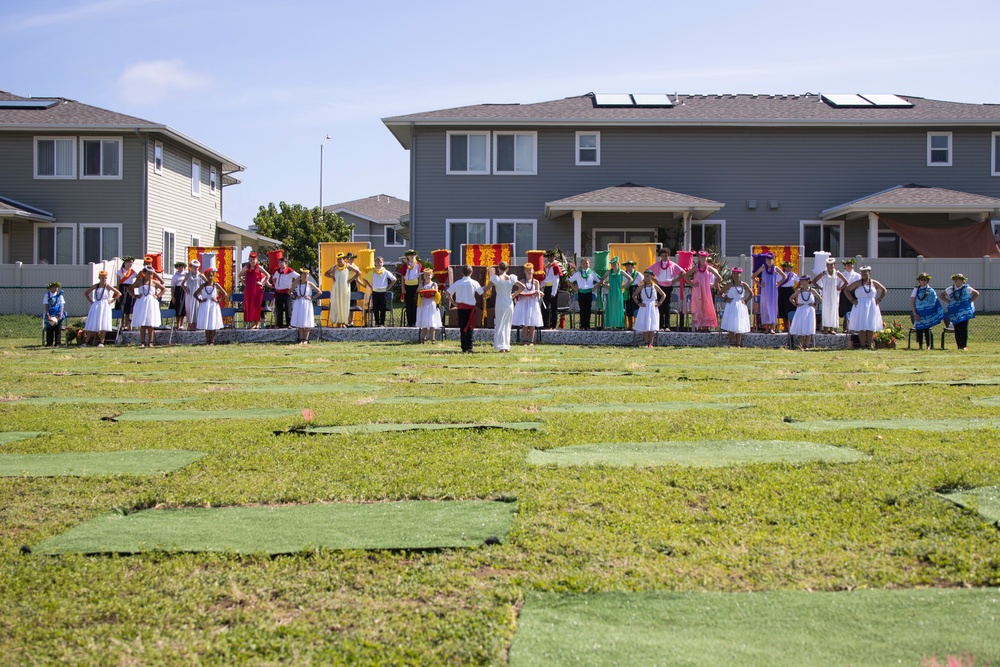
[567,258,602,330]
[541,250,563,329]
[446,264,484,353]
[647,248,683,331]
[362,256,398,327]
[271,258,299,328]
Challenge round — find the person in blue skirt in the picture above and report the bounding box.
[42,282,66,347]
[940,273,979,351]
[910,273,944,350]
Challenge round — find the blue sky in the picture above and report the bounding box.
[3,0,998,229]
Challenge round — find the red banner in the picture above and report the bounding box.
[187,245,235,307]
[464,244,512,267]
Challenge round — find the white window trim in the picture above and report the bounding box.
[154,141,163,175]
[492,131,538,175]
[33,222,77,265]
[992,132,1000,177]
[446,131,491,175]
[33,136,76,179]
[927,131,953,167]
[575,131,601,166]
[191,158,201,197]
[492,218,537,259]
[689,220,727,256]
[799,219,844,256]
[79,223,123,264]
[210,166,218,194]
[591,227,659,255]
[163,227,177,267]
[191,235,201,248]
[79,136,123,180]
[384,225,405,247]
[445,218,491,260]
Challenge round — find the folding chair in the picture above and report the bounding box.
[229,293,244,327]
[220,307,237,330]
[556,290,571,328]
[261,292,275,327]
[349,291,366,327]
[158,308,176,330]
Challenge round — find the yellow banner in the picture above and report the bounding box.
[608,243,658,274]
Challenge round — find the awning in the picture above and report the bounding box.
[0,195,55,222]
[820,184,1000,220]
[545,182,724,219]
[878,214,1000,258]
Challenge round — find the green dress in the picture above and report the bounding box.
[605,268,627,329]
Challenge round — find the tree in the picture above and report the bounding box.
[252,202,354,272]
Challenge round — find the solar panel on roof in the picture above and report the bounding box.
[631,93,673,107]
[593,93,634,107]
[821,94,873,108]
[0,99,60,110]
[859,94,913,108]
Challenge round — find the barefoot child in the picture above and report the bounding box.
[720,268,752,348]
[633,270,665,348]
[789,275,821,350]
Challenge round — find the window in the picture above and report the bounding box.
[34,137,75,178]
[877,231,917,258]
[493,132,536,174]
[81,138,122,178]
[447,131,490,174]
[35,225,75,265]
[191,158,201,196]
[690,222,726,255]
[154,142,163,174]
[494,220,536,261]
[927,132,952,166]
[81,225,121,264]
[163,229,176,266]
[592,229,658,254]
[210,166,218,194]
[801,221,843,257]
[993,132,1000,176]
[384,226,405,247]
[576,132,600,165]
[191,235,201,248]
[446,219,489,261]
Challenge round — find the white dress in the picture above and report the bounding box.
[290,283,318,328]
[329,267,351,325]
[789,291,818,335]
[84,286,115,332]
[131,284,161,328]
[197,285,223,331]
[849,283,883,332]
[720,285,751,334]
[513,280,544,327]
[415,283,443,329]
[491,274,517,351]
[183,273,205,326]
[633,285,660,332]
[815,272,840,328]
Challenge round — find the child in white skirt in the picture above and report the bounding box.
[789,275,821,350]
[512,262,543,345]
[720,267,753,348]
[290,269,320,344]
[131,267,165,347]
[193,268,228,345]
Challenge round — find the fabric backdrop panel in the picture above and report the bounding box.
[608,243,657,274]
[465,244,512,268]
[751,245,801,274]
[878,215,1000,258]
[319,242,370,325]
[187,246,235,307]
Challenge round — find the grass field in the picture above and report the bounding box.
[2,320,999,665]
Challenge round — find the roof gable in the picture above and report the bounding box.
[327,194,409,224]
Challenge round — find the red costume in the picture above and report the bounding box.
[244,263,267,323]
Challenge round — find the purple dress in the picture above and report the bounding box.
[759,266,779,326]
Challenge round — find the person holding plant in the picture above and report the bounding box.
[599,256,633,331]
[911,273,944,350]
[415,268,443,344]
[788,275,821,350]
[513,262,543,345]
[845,266,886,350]
[940,273,979,351]
[42,281,66,347]
[290,269,320,344]
[194,267,227,345]
[633,269,666,348]
[83,271,121,348]
[131,266,165,348]
[720,268,753,348]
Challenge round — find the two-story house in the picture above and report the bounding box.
[0,91,249,298]
[382,92,1000,264]
[324,194,409,262]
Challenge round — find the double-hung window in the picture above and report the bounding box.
[447,131,490,174]
[927,132,952,166]
[81,138,122,178]
[576,132,600,165]
[447,219,488,261]
[801,221,842,257]
[163,229,176,266]
[81,225,121,264]
[690,221,726,255]
[210,166,218,194]
[34,137,76,178]
[191,159,201,196]
[154,142,163,174]
[384,226,405,247]
[36,225,75,265]
[494,220,536,262]
[494,132,536,174]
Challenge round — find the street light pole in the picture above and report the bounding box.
[319,134,331,211]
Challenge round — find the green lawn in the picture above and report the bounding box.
[2,326,999,665]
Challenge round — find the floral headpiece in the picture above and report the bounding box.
[47,281,61,289]
[917,273,931,281]
[842,258,856,265]
[951,273,967,282]
[609,256,620,264]
[859,265,872,271]
[731,267,743,273]
[697,250,710,257]
[523,262,534,270]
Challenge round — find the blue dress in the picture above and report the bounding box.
[947,285,975,324]
[913,286,944,330]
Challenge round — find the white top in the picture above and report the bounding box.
[183,272,205,294]
[447,276,484,305]
[568,270,602,291]
[117,267,137,285]
[842,269,861,286]
[647,260,683,286]
[402,261,422,282]
[271,269,300,291]
[542,264,562,294]
[778,271,798,288]
[366,269,396,291]
[945,284,974,298]
[170,270,186,287]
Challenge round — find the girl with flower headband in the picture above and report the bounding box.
[513,262,543,345]
[751,252,785,333]
[193,268,228,345]
[844,266,886,350]
[788,274,821,350]
[415,267,443,343]
[83,271,121,347]
[598,256,633,331]
[939,274,979,351]
[131,266,166,348]
[683,251,722,332]
[290,269,321,344]
[910,273,944,350]
[632,269,666,348]
[42,282,66,347]
[720,268,753,347]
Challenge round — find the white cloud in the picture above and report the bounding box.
[17,0,164,28]
[118,59,212,106]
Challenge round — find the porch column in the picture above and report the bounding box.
[573,210,582,259]
[868,212,879,259]
[682,212,693,252]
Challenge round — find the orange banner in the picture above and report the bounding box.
[187,246,235,307]
[464,244,512,267]
[751,245,801,274]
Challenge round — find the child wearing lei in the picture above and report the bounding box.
[632,269,666,348]
[83,271,122,347]
[940,273,979,351]
[720,268,753,348]
[910,273,944,350]
[683,251,722,332]
[788,274,821,351]
[751,252,786,333]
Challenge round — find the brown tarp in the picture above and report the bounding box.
[878,214,1000,258]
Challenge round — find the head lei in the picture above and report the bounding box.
[951,273,967,282]
[842,258,856,265]
[781,261,793,268]
[917,273,931,281]
[731,267,743,274]
[122,256,135,263]
[609,255,620,264]
[47,281,61,289]
[697,250,710,258]
[644,269,655,275]
[523,262,534,271]
[859,265,872,272]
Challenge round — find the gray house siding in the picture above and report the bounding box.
[409,125,1000,259]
